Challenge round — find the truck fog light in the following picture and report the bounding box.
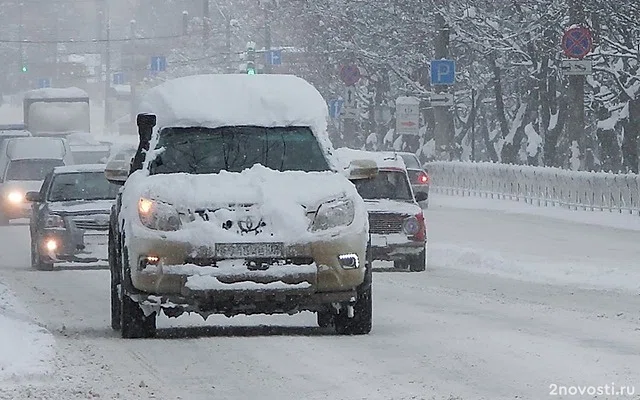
[45,239,57,252]
[146,255,159,264]
[338,254,359,269]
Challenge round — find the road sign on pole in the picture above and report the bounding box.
[265,50,282,65]
[37,78,51,89]
[113,72,125,85]
[429,93,454,107]
[430,60,456,85]
[328,99,344,119]
[340,65,361,86]
[561,59,592,75]
[150,56,167,72]
[343,86,358,119]
[562,26,592,59]
[395,96,420,135]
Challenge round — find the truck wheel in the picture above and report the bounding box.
[334,285,372,335]
[120,291,156,339]
[317,310,334,328]
[120,245,156,339]
[409,249,426,272]
[109,228,121,330]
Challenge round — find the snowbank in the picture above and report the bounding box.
[429,243,640,292]
[0,281,55,380]
[430,193,640,232]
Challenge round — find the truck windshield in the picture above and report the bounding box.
[149,126,330,174]
[353,170,413,201]
[5,159,65,181]
[48,172,119,202]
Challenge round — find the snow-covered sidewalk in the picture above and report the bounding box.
[0,280,55,381]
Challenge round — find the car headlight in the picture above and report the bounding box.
[7,191,24,204]
[138,197,181,231]
[45,214,65,228]
[311,198,355,231]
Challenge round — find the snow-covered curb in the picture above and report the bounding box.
[430,193,640,232]
[429,243,640,292]
[0,281,55,380]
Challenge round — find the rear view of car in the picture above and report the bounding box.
[27,164,119,270]
[398,152,430,208]
[0,137,74,224]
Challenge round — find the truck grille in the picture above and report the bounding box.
[368,213,407,234]
[73,217,109,231]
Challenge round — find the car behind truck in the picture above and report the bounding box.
[105,74,376,338]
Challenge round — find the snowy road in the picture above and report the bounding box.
[1,196,639,400]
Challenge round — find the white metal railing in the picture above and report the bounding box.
[424,161,640,215]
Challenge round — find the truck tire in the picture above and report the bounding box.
[317,310,334,328]
[409,249,426,272]
[334,285,372,335]
[120,243,156,339]
[109,227,121,330]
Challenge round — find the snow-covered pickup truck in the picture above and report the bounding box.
[105,74,375,338]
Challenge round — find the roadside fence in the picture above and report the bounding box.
[425,161,640,215]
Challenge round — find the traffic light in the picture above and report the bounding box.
[246,61,256,75]
[245,41,256,75]
[21,65,28,73]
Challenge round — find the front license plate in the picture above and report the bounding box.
[216,243,284,258]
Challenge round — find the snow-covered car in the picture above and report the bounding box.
[25,164,119,270]
[0,137,74,224]
[104,74,374,338]
[336,148,428,272]
[396,152,430,208]
[66,132,112,164]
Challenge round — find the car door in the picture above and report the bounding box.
[31,171,53,235]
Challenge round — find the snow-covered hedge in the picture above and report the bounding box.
[425,161,640,215]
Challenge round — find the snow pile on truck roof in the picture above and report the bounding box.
[23,87,89,99]
[137,74,333,152]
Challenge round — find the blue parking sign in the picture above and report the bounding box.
[430,60,456,85]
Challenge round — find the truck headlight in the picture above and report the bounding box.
[138,197,181,231]
[45,214,65,228]
[311,198,355,231]
[7,191,23,204]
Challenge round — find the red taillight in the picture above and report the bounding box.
[411,212,427,242]
[417,172,430,185]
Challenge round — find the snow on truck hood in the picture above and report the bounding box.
[122,165,367,243]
